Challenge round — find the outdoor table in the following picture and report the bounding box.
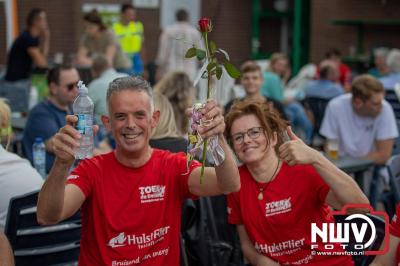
[328,155,374,191]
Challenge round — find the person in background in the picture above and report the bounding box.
[304,60,344,100]
[88,55,127,125]
[320,74,398,165]
[113,4,145,75]
[36,76,240,265]
[150,93,187,153]
[225,100,368,265]
[261,53,288,102]
[22,65,79,173]
[154,71,195,136]
[0,99,43,231]
[262,53,313,144]
[5,8,49,82]
[324,48,352,92]
[0,232,14,266]
[156,9,201,82]
[379,49,400,90]
[225,61,287,120]
[368,47,390,78]
[77,10,131,72]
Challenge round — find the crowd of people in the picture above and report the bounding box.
[2,3,400,266]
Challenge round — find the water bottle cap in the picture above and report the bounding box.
[35,137,43,142]
[77,80,88,94]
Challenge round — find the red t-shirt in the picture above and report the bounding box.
[389,204,400,264]
[338,63,351,88]
[66,149,201,266]
[227,162,354,265]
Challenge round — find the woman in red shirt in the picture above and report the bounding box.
[225,100,369,265]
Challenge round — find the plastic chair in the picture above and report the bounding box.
[0,79,30,113]
[303,97,329,139]
[355,214,387,266]
[391,121,400,155]
[5,190,81,266]
[380,155,400,218]
[385,89,400,121]
[335,214,386,266]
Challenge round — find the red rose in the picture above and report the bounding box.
[198,17,211,33]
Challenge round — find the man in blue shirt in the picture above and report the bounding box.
[304,60,344,100]
[23,65,80,173]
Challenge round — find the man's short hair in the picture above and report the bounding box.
[176,9,188,22]
[47,65,74,85]
[319,60,336,79]
[107,76,154,112]
[27,8,44,28]
[240,61,262,75]
[325,48,342,59]
[121,3,134,13]
[92,55,110,76]
[351,74,384,102]
[387,49,400,73]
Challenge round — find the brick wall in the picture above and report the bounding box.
[0,0,251,69]
[202,0,252,66]
[2,1,400,70]
[310,0,400,63]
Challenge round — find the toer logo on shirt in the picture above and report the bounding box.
[138,185,166,203]
[265,197,292,217]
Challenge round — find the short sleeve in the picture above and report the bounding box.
[227,193,243,225]
[390,204,400,237]
[22,33,39,49]
[320,101,339,139]
[22,109,62,163]
[376,103,399,140]
[262,73,284,102]
[165,152,201,200]
[304,165,330,204]
[66,159,95,198]
[104,31,118,47]
[27,111,60,141]
[138,22,144,35]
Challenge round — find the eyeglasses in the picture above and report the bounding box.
[231,127,264,145]
[65,82,78,91]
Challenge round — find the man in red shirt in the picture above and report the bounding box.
[36,76,240,265]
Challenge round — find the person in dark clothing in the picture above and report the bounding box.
[225,61,288,121]
[5,8,49,82]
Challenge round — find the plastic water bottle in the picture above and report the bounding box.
[32,137,46,178]
[73,81,94,159]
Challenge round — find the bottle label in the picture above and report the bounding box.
[76,114,93,135]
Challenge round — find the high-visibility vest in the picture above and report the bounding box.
[113,21,143,54]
